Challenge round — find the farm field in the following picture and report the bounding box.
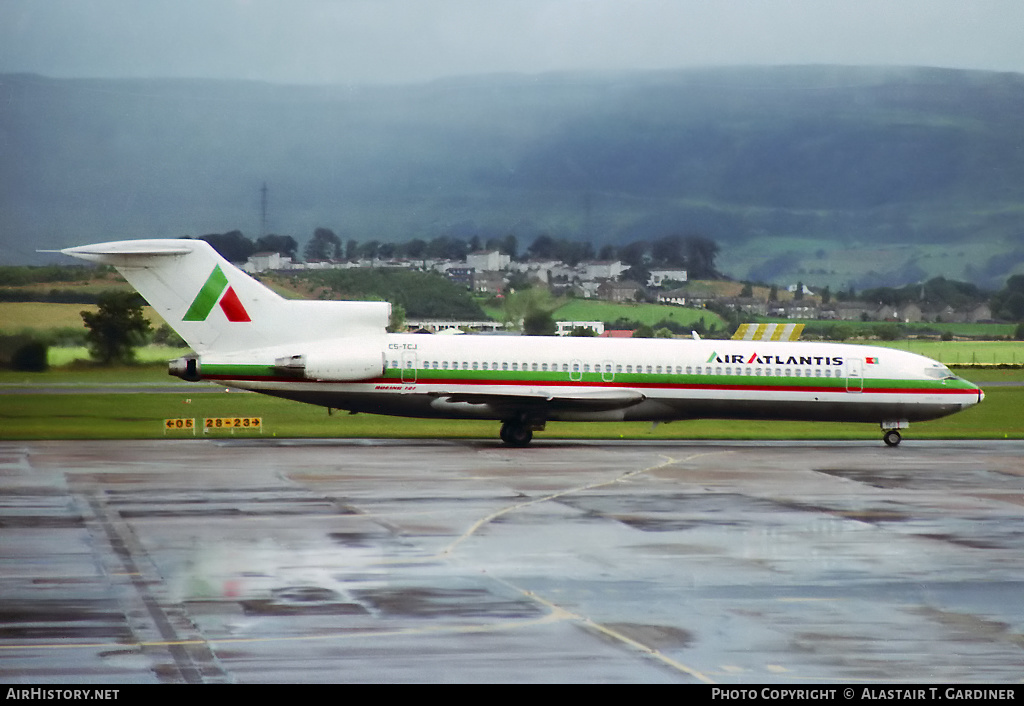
[0,302,162,332]
[859,339,1024,366]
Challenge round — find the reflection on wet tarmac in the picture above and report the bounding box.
[1,439,1022,683]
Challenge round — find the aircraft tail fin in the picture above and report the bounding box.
[62,239,390,354]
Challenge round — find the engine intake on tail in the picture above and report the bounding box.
[169,356,201,382]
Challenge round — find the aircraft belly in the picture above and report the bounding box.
[216,380,971,426]
[639,394,963,424]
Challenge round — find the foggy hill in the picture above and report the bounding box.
[2,66,1023,286]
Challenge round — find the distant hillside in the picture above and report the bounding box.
[2,67,1023,288]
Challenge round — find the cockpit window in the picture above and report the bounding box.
[924,364,956,380]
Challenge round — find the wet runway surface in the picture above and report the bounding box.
[1,439,1022,683]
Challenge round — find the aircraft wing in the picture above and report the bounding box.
[428,388,646,416]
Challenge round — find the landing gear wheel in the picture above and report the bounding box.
[883,429,902,447]
[500,422,533,447]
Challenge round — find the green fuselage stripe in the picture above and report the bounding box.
[199,364,974,394]
[183,265,229,321]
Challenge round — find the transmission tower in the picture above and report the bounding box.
[260,182,268,237]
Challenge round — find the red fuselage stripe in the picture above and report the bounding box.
[202,374,978,397]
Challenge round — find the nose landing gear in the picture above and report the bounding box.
[883,429,902,447]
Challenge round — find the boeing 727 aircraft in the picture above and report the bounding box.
[62,239,984,446]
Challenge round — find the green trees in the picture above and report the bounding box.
[304,228,343,261]
[523,310,556,336]
[199,231,255,263]
[992,275,1024,321]
[81,292,152,364]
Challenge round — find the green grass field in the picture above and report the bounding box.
[550,299,726,330]
[477,297,727,331]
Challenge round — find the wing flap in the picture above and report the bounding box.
[429,388,645,415]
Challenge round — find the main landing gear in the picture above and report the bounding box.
[499,418,545,447]
[500,422,532,447]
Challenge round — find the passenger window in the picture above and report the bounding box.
[502,362,508,371]
[542,363,549,371]
[626,365,633,373]
[472,362,479,370]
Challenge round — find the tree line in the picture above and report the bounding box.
[192,228,721,279]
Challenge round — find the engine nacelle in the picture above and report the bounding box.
[273,344,384,382]
[170,340,385,383]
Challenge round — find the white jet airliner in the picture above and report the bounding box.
[62,239,984,447]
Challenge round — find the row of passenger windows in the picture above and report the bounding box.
[388,360,837,378]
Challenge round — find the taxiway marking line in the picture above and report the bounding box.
[439,450,730,558]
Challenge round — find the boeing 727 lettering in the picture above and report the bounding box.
[62,239,984,446]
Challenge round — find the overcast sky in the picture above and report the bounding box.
[2,0,1024,85]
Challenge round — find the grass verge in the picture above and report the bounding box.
[1,384,1017,441]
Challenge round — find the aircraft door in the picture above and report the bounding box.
[401,351,418,384]
[569,358,583,382]
[845,358,863,393]
[601,359,615,383]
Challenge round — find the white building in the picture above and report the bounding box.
[243,251,293,273]
[648,269,688,287]
[466,250,510,272]
[556,321,605,336]
[581,260,626,281]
